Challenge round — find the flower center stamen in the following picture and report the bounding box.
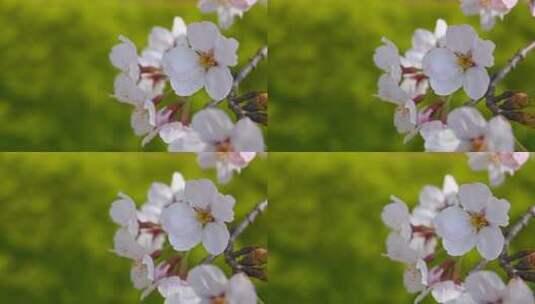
[211,295,228,304]
[199,51,217,69]
[457,54,476,71]
[195,208,214,224]
[471,136,486,152]
[470,212,489,232]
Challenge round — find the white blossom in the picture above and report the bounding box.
[198,0,258,29]
[467,152,530,186]
[465,271,534,304]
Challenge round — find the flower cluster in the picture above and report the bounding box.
[109,172,265,303]
[109,2,267,183]
[460,0,535,31]
[382,167,535,303]
[373,19,526,151]
[466,152,530,186]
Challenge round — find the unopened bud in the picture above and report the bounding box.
[255,92,268,109]
[501,92,529,110]
[247,111,267,125]
[503,111,535,127]
[241,247,268,266]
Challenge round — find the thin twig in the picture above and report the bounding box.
[206,45,268,117]
[485,41,535,114]
[203,200,268,265]
[499,205,535,278]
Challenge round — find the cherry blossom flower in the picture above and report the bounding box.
[423,25,495,100]
[386,233,429,293]
[460,0,518,30]
[161,179,235,255]
[198,0,258,29]
[374,37,402,82]
[467,152,530,186]
[138,172,186,224]
[110,193,139,235]
[447,107,514,152]
[434,183,510,260]
[162,21,238,101]
[420,121,462,152]
[411,175,459,227]
[464,271,534,304]
[160,277,200,303]
[382,196,412,240]
[110,35,140,81]
[142,17,188,67]
[159,122,206,152]
[184,265,257,304]
[403,19,448,69]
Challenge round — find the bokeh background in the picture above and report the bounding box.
[0,153,267,303]
[268,153,535,303]
[269,0,535,151]
[0,0,267,151]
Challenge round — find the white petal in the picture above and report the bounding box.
[485,198,510,226]
[162,46,205,96]
[434,206,473,241]
[431,281,463,303]
[381,198,411,234]
[502,277,535,304]
[423,48,462,82]
[215,36,239,67]
[463,67,490,100]
[110,193,137,226]
[477,226,504,260]
[458,183,491,213]
[187,22,219,52]
[230,118,265,152]
[442,232,477,256]
[485,116,514,152]
[447,107,487,140]
[191,108,234,143]
[184,179,218,209]
[472,39,495,68]
[446,25,477,54]
[171,172,186,194]
[113,228,145,260]
[210,194,235,222]
[465,271,505,303]
[202,222,230,255]
[187,265,228,298]
[419,121,461,152]
[148,182,173,207]
[205,66,233,101]
[168,230,202,252]
[418,186,445,209]
[227,273,257,303]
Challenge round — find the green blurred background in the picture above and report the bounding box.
[0,0,267,151]
[268,153,535,303]
[0,153,267,303]
[269,0,535,151]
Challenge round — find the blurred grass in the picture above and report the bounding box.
[268,153,535,303]
[269,0,535,151]
[0,153,267,303]
[0,0,267,151]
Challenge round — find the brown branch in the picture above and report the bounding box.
[203,200,268,266]
[484,41,535,114]
[499,204,535,278]
[471,205,535,275]
[207,45,268,118]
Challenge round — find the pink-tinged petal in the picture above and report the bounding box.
[184,179,218,209]
[458,183,491,213]
[205,66,233,101]
[187,265,228,298]
[191,108,234,143]
[463,67,490,100]
[485,198,510,226]
[434,206,473,241]
[485,116,514,152]
[187,22,219,52]
[467,153,491,171]
[465,271,505,303]
[477,226,504,260]
[215,36,239,67]
[231,118,265,152]
[431,281,463,303]
[227,273,257,303]
[446,25,477,54]
[447,107,486,140]
[202,222,230,255]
